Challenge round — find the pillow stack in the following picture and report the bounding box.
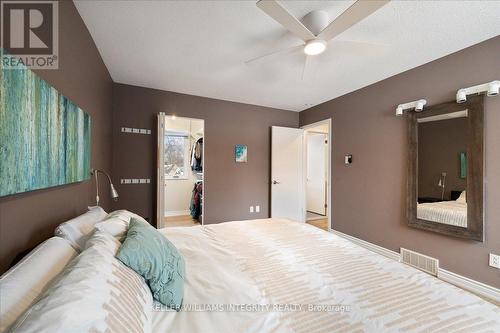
[67,208,186,311]
[93,211,186,310]
[9,207,186,332]
[10,231,153,333]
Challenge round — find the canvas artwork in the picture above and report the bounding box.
[235,144,247,163]
[0,50,91,197]
[460,152,467,179]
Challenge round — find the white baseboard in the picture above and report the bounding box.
[330,229,499,304]
[164,210,190,217]
[438,269,500,304]
[331,230,401,261]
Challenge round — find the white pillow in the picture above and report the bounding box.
[106,209,147,223]
[0,237,77,332]
[94,210,149,241]
[54,206,107,251]
[456,191,467,204]
[10,230,153,333]
[94,217,129,242]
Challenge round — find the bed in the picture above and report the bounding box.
[417,201,467,227]
[3,216,499,333]
[152,219,499,333]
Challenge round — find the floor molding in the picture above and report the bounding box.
[331,230,400,261]
[330,229,500,304]
[437,269,500,304]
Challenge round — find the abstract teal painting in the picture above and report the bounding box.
[460,152,467,179]
[235,144,247,163]
[0,50,91,197]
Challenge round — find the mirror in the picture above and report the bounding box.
[417,111,467,227]
[407,96,484,241]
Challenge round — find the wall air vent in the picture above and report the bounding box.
[400,248,439,276]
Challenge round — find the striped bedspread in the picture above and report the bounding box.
[417,201,467,228]
[154,219,499,333]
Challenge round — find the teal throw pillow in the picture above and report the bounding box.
[116,218,185,310]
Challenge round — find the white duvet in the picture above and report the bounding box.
[417,201,467,227]
[153,225,282,333]
[153,219,499,333]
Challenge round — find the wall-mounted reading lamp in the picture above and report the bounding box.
[395,99,427,116]
[456,80,499,103]
[438,172,447,201]
[91,169,119,206]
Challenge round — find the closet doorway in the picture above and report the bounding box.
[157,114,204,228]
[302,119,331,231]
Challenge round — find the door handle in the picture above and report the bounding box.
[272,180,280,185]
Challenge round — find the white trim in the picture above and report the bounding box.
[438,268,500,303]
[331,230,401,261]
[164,210,191,217]
[301,118,332,232]
[157,113,166,229]
[330,229,500,304]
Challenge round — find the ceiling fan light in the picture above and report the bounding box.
[304,40,327,56]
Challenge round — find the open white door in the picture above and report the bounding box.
[156,112,166,229]
[271,126,305,222]
[306,132,327,215]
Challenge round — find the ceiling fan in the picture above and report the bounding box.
[248,0,390,78]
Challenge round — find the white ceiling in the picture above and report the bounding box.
[74,1,500,112]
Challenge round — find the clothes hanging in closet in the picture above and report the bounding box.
[190,182,203,220]
[190,137,203,172]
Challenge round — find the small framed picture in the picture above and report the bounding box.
[235,144,248,163]
[460,152,467,179]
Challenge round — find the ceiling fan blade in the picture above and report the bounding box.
[245,44,303,65]
[318,0,390,41]
[257,0,315,41]
[302,55,316,81]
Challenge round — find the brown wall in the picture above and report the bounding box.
[418,118,467,200]
[0,1,113,273]
[112,84,298,225]
[300,36,500,287]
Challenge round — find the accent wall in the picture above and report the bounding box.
[300,36,500,288]
[0,1,113,274]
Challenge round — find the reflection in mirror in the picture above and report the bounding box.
[417,110,468,228]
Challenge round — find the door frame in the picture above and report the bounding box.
[157,113,205,228]
[301,118,332,231]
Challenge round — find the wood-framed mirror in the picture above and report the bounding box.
[407,95,484,241]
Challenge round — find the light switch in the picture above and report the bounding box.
[345,154,353,165]
[256,205,260,213]
[250,206,254,213]
[490,253,500,269]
